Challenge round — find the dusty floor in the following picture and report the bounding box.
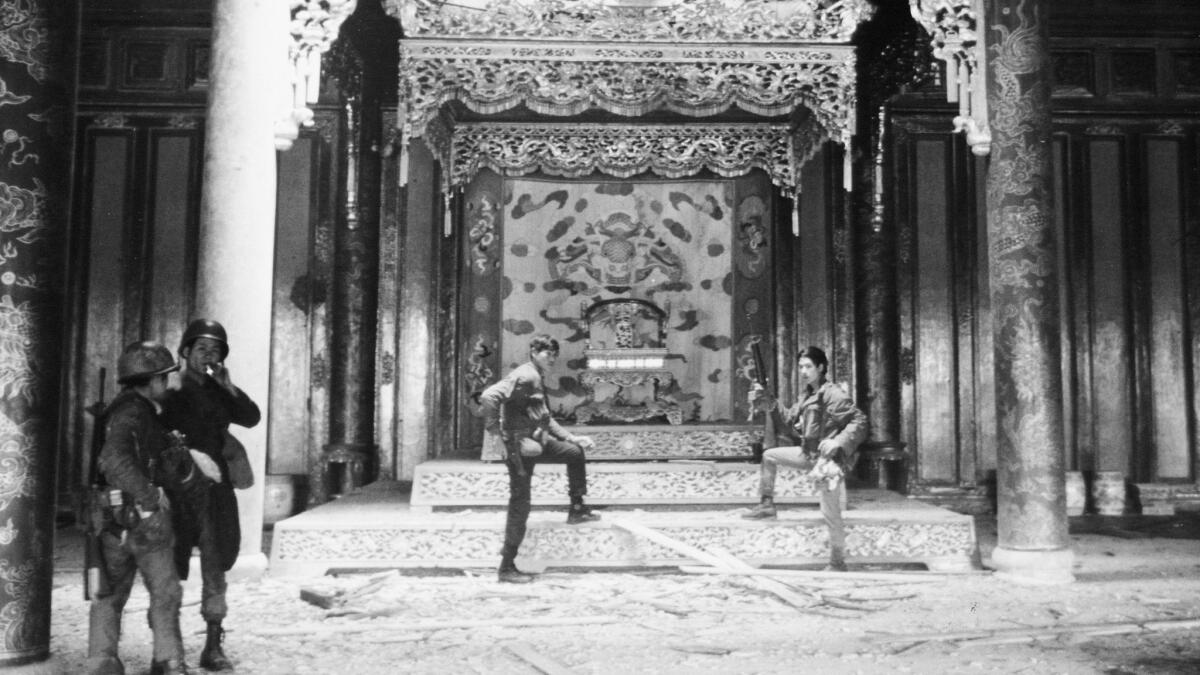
[49,513,1200,674]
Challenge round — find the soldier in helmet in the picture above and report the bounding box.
[161,319,261,671]
[88,341,204,675]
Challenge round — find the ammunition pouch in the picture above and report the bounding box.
[89,486,141,532]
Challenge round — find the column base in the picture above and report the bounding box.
[990,546,1075,585]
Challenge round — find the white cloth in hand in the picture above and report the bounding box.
[189,449,223,483]
[808,456,843,490]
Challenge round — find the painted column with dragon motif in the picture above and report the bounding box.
[983,0,1073,583]
[0,0,72,668]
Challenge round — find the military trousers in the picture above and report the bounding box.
[87,527,184,667]
[759,446,847,565]
[501,436,588,559]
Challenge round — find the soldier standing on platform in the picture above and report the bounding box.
[744,346,867,571]
[88,341,208,675]
[161,319,261,671]
[479,334,601,584]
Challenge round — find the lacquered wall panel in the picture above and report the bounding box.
[912,138,957,483]
[1144,138,1189,479]
[148,133,196,354]
[1087,138,1134,474]
[269,135,315,475]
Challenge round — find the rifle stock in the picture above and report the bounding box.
[83,367,110,601]
[83,488,112,601]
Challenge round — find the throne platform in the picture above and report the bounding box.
[269,450,981,578]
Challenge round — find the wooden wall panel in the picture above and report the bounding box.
[1144,138,1190,479]
[147,132,195,354]
[80,132,132,483]
[1053,135,1082,470]
[269,135,315,475]
[396,140,440,473]
[912,138,957,483]
[1087,138,1134,473]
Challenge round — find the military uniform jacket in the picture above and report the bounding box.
[161,371,261,574]
[97,390,173,512]
[478,362,572,443]
[771,380,868,467]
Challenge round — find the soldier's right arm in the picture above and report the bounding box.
[772,400,803,445]
[97,407,161,511]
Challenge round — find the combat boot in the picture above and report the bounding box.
[199,621,232,671]
[566,502,601,525]
[741,495,777,519]
[149,659,189,675]
[498,560,535,584]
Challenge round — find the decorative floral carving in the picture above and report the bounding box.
[378,351,395,385]
[0,0,50,81]
[0,296,38,404]
[386,0,874,44]
[909,0,990,154]
[1157,120,1185,136]
[400,43,856,149]
[166,114,198,129]
[91,113,129,129]
[466,193,499,274]
[278,1,359,150]
[0,411,34,513]
[444,122,813,199]
[464,334,496,399]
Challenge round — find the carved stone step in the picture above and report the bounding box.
[411,459,821,509]
[268,484,980,578]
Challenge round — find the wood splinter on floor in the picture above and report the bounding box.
[505,640,577,675]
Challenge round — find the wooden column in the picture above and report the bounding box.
[316,31,381,501]
[197,0,282,575]
[0,0,72,670]
[984,0,1073,583]
[856,119,906,486]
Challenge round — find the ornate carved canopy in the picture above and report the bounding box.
[443,121,814,199]
[384,0,872,197]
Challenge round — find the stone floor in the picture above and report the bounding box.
[42,508,1200,674]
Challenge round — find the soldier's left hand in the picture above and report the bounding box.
[572,435,595,450]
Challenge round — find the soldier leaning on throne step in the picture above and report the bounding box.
[744,345,868,572]
[478,333,602,584]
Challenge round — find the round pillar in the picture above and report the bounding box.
[984,0,1073,584]
[197,0,284,576]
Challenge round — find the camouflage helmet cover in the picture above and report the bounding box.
[117,341,180,384]
[179,318,229,358]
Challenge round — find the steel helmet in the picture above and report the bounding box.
[117,341,180,384]
[179,318,229,358]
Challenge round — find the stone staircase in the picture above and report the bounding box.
[269,457,981,578]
